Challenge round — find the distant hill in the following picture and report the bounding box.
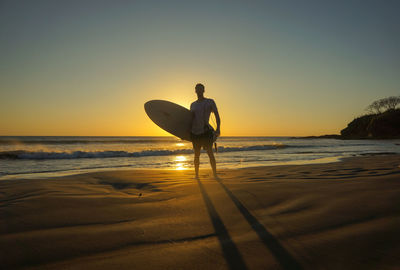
[340,109,400,139]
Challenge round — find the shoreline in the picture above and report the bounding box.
[3,153,398,181]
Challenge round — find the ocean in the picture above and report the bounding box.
[1,136,399,180]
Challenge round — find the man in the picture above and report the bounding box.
[190,83,221,179]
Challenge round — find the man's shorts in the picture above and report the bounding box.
[191,129,214,150]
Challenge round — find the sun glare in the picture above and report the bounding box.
[175,163,186,170]
[175,155,187,162]
[174,155,188,170]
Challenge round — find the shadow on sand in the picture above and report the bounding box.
[196,178,248,270]
[215,178,303,270]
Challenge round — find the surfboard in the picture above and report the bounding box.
[144,100,192,141]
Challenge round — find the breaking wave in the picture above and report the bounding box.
[0,144,286,160]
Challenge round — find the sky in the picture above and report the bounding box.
[0,0,399,136]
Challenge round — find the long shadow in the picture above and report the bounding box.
[215,178,303,270]
[196,178,248,270]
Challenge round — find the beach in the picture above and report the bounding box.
[1,154,399,269]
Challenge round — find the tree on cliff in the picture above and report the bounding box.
[342,96,400,139]
[366,96,400,114]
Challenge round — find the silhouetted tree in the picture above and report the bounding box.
[366,96,400,114]
[382,96,400,111]
[366,99,383,114]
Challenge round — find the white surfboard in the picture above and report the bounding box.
[144,100,192,141]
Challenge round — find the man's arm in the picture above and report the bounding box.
[215,110,221,136]
[212,101,221,136]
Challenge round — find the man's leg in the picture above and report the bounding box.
[193,144,201,178]
[206,145,217,178]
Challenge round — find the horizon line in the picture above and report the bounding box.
[0,134,339,137]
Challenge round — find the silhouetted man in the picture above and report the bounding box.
[190,83,221,179]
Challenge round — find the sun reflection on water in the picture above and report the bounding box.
[175,163,185,170]
[175,155,186,162]
[174,155,188,170]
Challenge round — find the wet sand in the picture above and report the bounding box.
[1,155,400,269]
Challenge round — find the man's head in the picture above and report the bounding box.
[195,83,205,96]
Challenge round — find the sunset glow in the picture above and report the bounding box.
[1,1,399,136]
[174,155,188,170]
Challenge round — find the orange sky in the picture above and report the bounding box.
[1,1,399,136]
